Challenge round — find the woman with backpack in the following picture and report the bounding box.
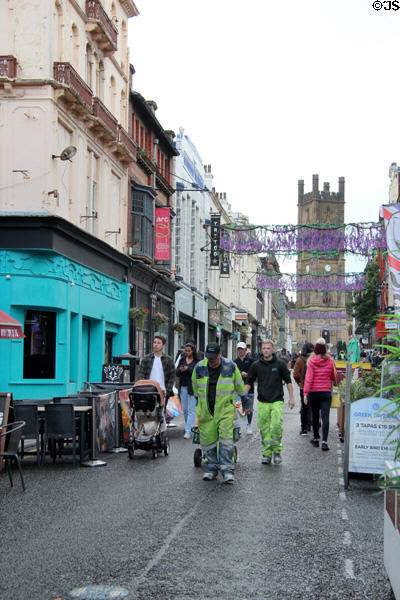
[303,338,338,452]
[293,342,314,435]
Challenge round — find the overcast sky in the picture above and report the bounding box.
[128,0,399,270]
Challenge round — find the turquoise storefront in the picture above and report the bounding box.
[0,216,131,400]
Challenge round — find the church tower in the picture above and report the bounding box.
[295,175,348,350]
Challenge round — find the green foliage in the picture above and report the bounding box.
[346,257,379,329]
[338,372,380,403]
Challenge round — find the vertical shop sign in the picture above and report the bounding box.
[220,250,230,276]
[155,207,170,261]
[210,214,220,268]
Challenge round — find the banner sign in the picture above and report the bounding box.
[220,250,230,276]
[95,392,116,452]
[380,203,400,311]
[155,207,170,261]
[210,214,221,267]
[349,397,400,474]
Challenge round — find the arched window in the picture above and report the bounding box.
[85,43,93,88]
[111,2,117,23]
[98,60,104,100]
[120,89,126,127]
[110,75,116,114]
[72,24,79,70]
[121,20,127,71]
[56,1,64,61]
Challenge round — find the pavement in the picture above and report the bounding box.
[0,383,395,600]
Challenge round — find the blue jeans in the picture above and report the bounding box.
[180,386,197,435]
[204,439,234,475]
[246,393,254,424]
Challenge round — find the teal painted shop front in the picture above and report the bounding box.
[0,249,130,400]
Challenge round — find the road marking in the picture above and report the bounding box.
[344,558,355,579]
[343,531,351,545]
[342,508,348,520]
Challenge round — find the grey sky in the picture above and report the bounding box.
[128,0,399,240]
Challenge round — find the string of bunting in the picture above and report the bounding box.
[288,310,348,319]
[256,273,366,292]
[220,222,385,256]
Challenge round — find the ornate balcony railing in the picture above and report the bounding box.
[0,55,17,78]
[93,97,118,137]
[53,62,93,109]
[86,0,118,51]
[118,126,137,157]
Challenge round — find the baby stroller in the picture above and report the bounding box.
[127,380,169,460]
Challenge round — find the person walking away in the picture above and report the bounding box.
[303,337,337,452]
[293,342,314,435]
[192,342,247,484]
[137,335,175,431]
[176,342,199,439]
[234,341,255,435]
[246,339,294,465]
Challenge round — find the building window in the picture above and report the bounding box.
[23,310,56,379]
[86,149,98,235]
[130,184,154,259]
[322,292,331,305]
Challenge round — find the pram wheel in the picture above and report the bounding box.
[163,437,169,456]
[194,448,203,467]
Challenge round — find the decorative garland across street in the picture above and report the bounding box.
[256,273,366,292]
[288,310,348,319]
[220,222,385,256]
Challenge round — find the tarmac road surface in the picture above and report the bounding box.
[0,385,395,600]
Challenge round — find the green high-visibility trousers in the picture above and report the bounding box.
[258,400,283,457]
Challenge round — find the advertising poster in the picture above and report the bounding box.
[119,388,133,442]
[349,397,400,474]
[155,207,170,261]
[95,392,116,452]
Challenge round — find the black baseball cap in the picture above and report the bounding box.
[205,342,221,358]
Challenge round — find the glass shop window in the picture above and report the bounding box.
[23,310,56,379]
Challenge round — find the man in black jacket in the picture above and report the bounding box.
[246,339,294,465]
[234,342,255,435]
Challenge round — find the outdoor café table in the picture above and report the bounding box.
[38,405,92,464]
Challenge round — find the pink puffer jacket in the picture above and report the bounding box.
[303,355,337,395]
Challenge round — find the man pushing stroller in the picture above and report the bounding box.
[192,342,248,484]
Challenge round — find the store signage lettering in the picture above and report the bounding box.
[220,250,230,275]
[210,215,220,267]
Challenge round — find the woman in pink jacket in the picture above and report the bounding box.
[304,337,337,451]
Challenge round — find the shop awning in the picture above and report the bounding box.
[0,309,25,339]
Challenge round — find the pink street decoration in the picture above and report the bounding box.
[220,222,386,256]
[288,310,348,320]
[256,273,366,293]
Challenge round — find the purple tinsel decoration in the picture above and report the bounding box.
[288,311,348,320]
[255,273,366,293]
[220,223,386,257]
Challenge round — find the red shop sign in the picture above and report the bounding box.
[155,207,170,261]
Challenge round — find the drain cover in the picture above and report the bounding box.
[68,585,129,599]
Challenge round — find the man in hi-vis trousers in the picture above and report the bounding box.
[246,339,294,465]
[192,342,247,484]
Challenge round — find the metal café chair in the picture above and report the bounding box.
[14,404,42,466]
[43,404,81,466]
[0,421,26,491]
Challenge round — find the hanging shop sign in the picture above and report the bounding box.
[235,312,248,321]
[208,308,220,327]
[155,207,170,261]
[220,250,230,276]
[380,204,400,312]
[210,214,221,268]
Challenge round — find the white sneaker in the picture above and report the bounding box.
[183,432,191,439]
[261,456,271,464]
[246,424,253,435]
[222,472,235,484]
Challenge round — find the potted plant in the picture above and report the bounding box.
[152,312,169,328]
[172,322,185,335]
[129,306,149,330]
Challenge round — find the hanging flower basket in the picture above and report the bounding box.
[172,321,185,334]
[129,306,149,330]
[152,312,169,328]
